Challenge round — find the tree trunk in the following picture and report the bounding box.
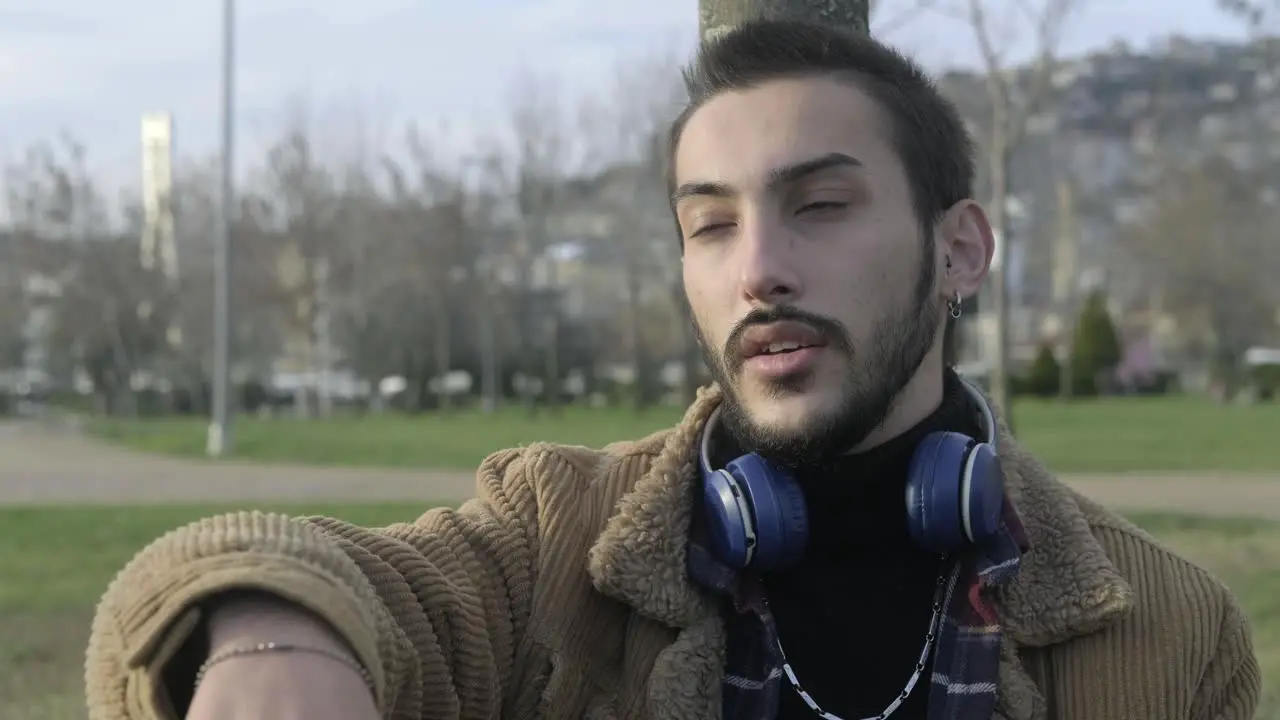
[544,310,562,413]
[432,296,452,412]
[105,302,138,418]
[698,0,869,41]
[674,276,703,405]
[681,328,703,406]
[1059,320,1075,400]
[625,256,651,411]
[986,120,1015,433]
[521,299,540,417]
[1054,176,1078,401]
[543,257,563,414]
[514,255,539,417]
[478,291,500,414]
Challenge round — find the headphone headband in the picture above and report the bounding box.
[956,374,998,450]
[699,404,723,477]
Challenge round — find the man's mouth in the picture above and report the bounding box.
[758,341,813,355]
[740,321,827,360]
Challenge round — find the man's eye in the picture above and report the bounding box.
[690,223,731,238]
[798,201,847,213]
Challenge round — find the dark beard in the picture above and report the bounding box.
[695,246,940,469]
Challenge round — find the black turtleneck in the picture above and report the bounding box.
[763,371,983,719]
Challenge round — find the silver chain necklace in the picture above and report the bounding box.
[768,557,961,720]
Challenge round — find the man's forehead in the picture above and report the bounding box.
[674,126,876,192]
[672,152,865,203]
[674,79,889,188]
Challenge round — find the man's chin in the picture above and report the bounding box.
[725,392,843,456]
[738,395,830,434]
[714,367,848,463]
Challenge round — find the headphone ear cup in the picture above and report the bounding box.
[905,431,974,554]
[702,467,756,569]
[726,454,809,571]
[961,442,1004,544]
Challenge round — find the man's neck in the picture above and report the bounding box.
[846,360,947,455]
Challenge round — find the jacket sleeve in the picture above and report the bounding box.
[85,446,561,720]
[1189,596,1261,720]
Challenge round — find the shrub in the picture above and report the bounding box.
[1069,290,1121,396]
[1018,343,1061,398]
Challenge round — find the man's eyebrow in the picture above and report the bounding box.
[766,152,862,192]
[670,152,862,205]
[670,180,732,205]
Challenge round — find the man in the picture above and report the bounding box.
[86,20,1258,720]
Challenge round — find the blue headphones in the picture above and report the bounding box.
[699,376,1005,571]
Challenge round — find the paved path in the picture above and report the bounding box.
[2,422,1278,519]
[0,422,477,504]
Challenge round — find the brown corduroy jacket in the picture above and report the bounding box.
[86,386,1261,719]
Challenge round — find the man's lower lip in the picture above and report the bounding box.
[743,346,822,376]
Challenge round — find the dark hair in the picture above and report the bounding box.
[667,19,976,363]
[668,19,974,233]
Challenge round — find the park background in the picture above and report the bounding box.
[2,0,1280,717]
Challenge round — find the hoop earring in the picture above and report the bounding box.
[947,291,963,319]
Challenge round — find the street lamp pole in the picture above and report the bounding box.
[207,0,235,456]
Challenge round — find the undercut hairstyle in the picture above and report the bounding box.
[666,19,978,363]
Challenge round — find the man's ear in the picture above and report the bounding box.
[938,199,994,301]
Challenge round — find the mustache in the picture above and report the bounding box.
[723,305,852,375]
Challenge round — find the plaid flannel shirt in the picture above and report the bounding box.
[687,499,1031,720]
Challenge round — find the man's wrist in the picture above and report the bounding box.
[205,590,354,657]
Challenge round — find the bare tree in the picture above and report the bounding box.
[576,52,690,408]
[417,133,471,412]
[164,158,245,413]
[51,233,173,415]
[1051,173,1080,399]
[0,238,25,372]
[458,148,513,414]
[941,0,1080,426]
[262,99,433,413]
[2,137,174,414]
[375,130,473,412]
[1218,0,1279,27]
[324,163,395,407]
[494,74,577,414]
[252,110,344,416]
[1119,155,1280,389]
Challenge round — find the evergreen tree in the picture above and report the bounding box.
[1021,342,1061,397]
[1069,290,1122,396]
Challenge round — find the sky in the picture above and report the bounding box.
[0,0,1257,194]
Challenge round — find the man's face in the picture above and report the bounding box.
[674,76,944,465]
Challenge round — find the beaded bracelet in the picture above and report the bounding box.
[193,641,376,693]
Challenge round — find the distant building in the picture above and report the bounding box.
[140,113,178,280]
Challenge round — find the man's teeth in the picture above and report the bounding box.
[763,341,803,354]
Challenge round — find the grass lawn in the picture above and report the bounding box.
[1,505,1277,719]
[86,395,1280,473]
[0,503,427,720]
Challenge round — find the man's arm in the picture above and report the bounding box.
[186,592,383,719]
[84,446,558,720]
[1189,598,1261,720]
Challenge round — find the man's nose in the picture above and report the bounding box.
[738,217,803,305]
